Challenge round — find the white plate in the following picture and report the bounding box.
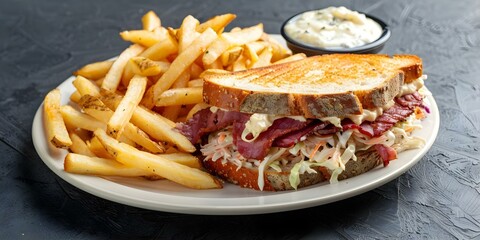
[32,35,440,215]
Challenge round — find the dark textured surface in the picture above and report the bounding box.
[1,0,479,239]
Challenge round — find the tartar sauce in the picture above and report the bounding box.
[284,6,383,48]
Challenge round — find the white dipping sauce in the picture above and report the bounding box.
[284,6,383,48]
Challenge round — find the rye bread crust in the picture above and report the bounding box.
[201,149,382,191]
[202,54,423,117]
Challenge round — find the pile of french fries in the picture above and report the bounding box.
[43,11,306,189]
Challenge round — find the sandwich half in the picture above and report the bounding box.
[177,54,430,191]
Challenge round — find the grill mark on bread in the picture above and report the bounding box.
[203,54,423,117]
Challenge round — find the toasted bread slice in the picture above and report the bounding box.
[202,148,382,191]
[202,54,422,118]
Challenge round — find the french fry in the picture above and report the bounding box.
[151,28,217,104]
[107,75,147,139]
[232,54,247,71]
[155,88,203,107]
[202,23,263,66]
[73,76,101,97]
[158,153,201,168]
[121,60,136,88]
[260,33,292,62]
[44,89,72,148]
[225,23,264,45]
[178,15,201,52]
[69,133,96,157]
[250,46,273,68]
[95,77,104,87]
[65,153,160,178]
[221,46,243,66]
[119,30,166,47]
[60,105,106,132]
[70,91,82,104]
[197,13,236,33]
[80,95,165,154]
[60,105,142,146]
[162,70,190,121]
[100,90,195,152]
[94,129,222,189]
[140,33,178,61]
[61,105,136,147]
[122,122,165,153]
[74,60,114,80]
[130,57,170,76]
[142,11,161,31]
[273,53,307,64]
[244,41,266,64]
[88,136,114,159]
[102,44,145,92]
[190,62,204,79]
[130,107,196,152]
[202,36,230,66]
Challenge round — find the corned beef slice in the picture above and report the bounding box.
[176,92,424,160]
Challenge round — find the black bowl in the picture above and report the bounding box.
[281,10,391,56]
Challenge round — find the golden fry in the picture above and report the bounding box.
[130,57,170,76]
[74,60,114,80]
[140,33,178,61]
[69,132,96,157]
[65,153,159,178]
[100,90,195,152]
[151,28,217,103]
[120,30,166,47]
[80,95,164,154]
[178,15,201,52]
[155,88,203,107]
[273,53,307,64]
[73,76,101,97]
[70,91,82,104]
[44,89,72,148]
[203,23,264,65]
[232,54,247,71]
[202,36,230,66]
[221,46,243,66]
[102,44,144,92]
[190,62,204,79]
[197,13,236,33]
[61,105,106,132]
[88,136,114,159]
[107,75,147,139]
[250,47,273,68]
[142,11,161,31]
[94,129,222,189]
[244,41,266,64]
[260,33,292,62]
[157,153,201,168]
[162,70,190,121]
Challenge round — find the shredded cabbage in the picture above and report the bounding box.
[257,148,286,190]
[200,89,429,190]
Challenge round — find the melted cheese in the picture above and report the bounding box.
[326,76,426,125]
[241,114,306,142]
